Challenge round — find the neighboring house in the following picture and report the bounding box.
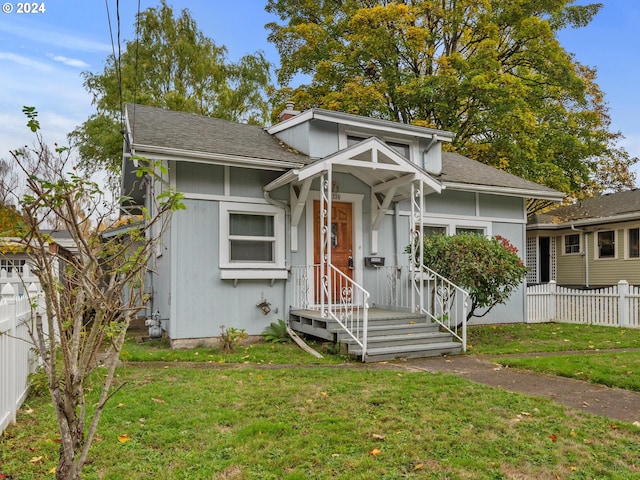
[122,103,563,357]
[0,228,75,296]
[527,189,640,287]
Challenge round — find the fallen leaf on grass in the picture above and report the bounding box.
[116,403,125,408]
[151,398,166,404]
[49,467,57,474]
[413,463,424,471]
[610,424,619,430]
[372,433,385,440]
[633,421,640,428]
[117,434,131,443]
[549,434,557,442]
[29,456,43,463]
[370,448,382,457]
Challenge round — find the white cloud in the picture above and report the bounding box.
[0,21,111,54]
[0,52,52,72]
[49,55,90,69]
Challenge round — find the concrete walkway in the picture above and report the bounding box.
[394,354,640,424]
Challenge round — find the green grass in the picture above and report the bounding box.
[467,322,640,355]
[121,335,350,365]
[3,365,640,479]
[498,351,640,392]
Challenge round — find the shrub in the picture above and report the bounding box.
[262,319,290,343]
[411,233,528,323]
[219,325,249,353]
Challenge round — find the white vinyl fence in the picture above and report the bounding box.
[0,282,43,435]
[527,280,640,328]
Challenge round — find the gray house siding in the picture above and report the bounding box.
[169,198,286,340]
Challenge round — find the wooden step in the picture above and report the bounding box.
[349,342,463,362]
[335,322,440,340]
[340,331,454,348]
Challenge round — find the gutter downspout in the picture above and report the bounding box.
[264,190,291,321]
[571,225,589,287]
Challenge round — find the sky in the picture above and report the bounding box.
[0,0,639,185]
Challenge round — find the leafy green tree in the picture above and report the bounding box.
[13,107,184,480]
[414,233,528,323]
[266,0,636,197]
[71,0,272,180]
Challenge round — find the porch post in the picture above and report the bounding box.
[409,180,424,313]
[320,170,332,315]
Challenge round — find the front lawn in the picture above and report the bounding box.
[468,322,640,355]
[121,335,349,365]
[2,365,640,479]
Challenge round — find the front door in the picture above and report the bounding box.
[313,200,353,302]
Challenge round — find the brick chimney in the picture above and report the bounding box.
[278,101,300,122]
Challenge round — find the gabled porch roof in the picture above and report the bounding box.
[264,136,442,198]
[264,136,442,253]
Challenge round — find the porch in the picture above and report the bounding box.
[288,264,468,362]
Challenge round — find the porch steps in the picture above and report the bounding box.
[289,308,462,362]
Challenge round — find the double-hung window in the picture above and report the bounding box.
[219,203,286,278]
[628,228,640,258]
[564,234,580,254]
[597,230,616,259]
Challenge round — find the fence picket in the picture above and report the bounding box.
[0,283,44,435]
[527,280,638,328]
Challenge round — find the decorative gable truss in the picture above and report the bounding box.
[265,137,442,252]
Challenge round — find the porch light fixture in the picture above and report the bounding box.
[256,300,271,315]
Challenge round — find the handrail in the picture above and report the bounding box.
[368,265,468,351]
[290,264,370,360]
[418,265,468,351]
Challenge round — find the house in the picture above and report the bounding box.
[121,103,563,360]
[527,189,640,287]
[0,223,76,297]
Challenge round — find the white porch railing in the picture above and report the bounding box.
[290,264,468,355]
[527,280,640,328]
[369,265,469,350]
[290,264,370,360]
[0,282,43,435]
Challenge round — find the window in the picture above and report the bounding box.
[424,225,447,236]
[564,234,580,254]
[347,135,411,160]
[628,228,640,258]
[597,230,615,258]
[455,227,485,235]
[219,203,285,277]
[0,259,25,274]
[229,213,275,262]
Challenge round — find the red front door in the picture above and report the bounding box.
[313,200,353,302]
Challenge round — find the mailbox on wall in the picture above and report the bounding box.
[365,256,385,268]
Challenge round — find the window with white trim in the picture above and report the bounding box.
[564,234,580,254]
[424,225,447,236]
[455,226,485,235]
[597,230,616,259]
[0,258,25,273]
[628,228,639,258]
[219,203,285,273]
